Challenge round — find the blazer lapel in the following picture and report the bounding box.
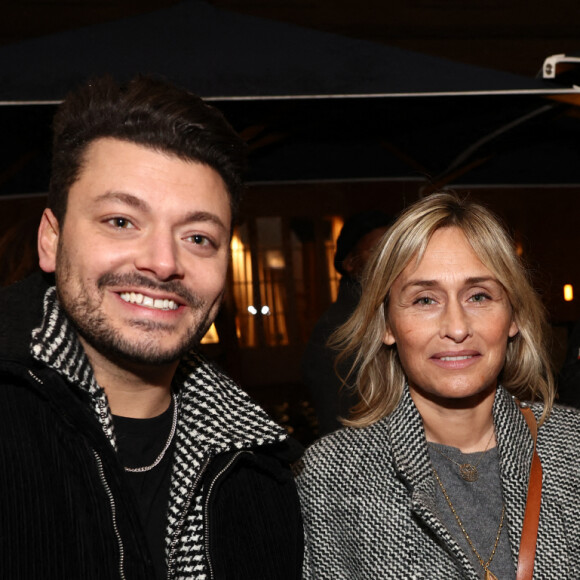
[388,386,480,579]
[493,387,535,569]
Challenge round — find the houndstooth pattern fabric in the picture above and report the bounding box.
[295,385,580,579]
[165,353,288,579]
[31,287,288,579]
[31,287,117,445]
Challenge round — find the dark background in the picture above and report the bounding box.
[1,0,579,441]
[1,0,578,76]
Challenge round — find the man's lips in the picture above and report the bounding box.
[119,291,180,311]
[97,272,204,310]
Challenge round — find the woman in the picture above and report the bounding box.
[295,193,580,579]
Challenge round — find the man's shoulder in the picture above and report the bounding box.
[208,438,302,484]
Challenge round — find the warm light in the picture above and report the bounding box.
[200,323,219,344]
[230,234,242,251]
[265,250,285,269]
[331,216,344,245]
[247,305,258,315]
[261,305,271,315]
[564,284,574,302]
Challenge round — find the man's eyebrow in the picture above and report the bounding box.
[400,276,499,292]
[93,191,150,212]
[180,211,228,233]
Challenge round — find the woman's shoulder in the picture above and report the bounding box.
[294,421,393,485]
[535,402,580,454]
[540,402,580,429]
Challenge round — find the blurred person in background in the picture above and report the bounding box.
[301,210,391,436]
[557,321,580,407]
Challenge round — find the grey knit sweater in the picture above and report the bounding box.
[295,386,580,579]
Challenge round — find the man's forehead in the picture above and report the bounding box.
[61,138,231,232]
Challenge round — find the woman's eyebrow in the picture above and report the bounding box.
[400,276,499,293]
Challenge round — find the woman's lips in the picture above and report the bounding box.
[430,351,481,369]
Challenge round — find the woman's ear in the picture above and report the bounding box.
[383,326,396,346]
[508,319,519,339]
[37,209,60,273]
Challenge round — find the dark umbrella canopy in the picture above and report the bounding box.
[0,0,575,102]
[0,0,579,195]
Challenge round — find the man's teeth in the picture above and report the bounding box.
[440,355,473,361]
[119,292,179,311]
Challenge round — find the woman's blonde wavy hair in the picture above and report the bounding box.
[332,192,554,428]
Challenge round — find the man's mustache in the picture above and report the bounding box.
[97,272,205,309]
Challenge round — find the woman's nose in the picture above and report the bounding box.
[440,299,471,342]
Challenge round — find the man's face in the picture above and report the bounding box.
[38,137,232,368]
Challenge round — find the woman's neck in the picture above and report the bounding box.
[410,385,497,452]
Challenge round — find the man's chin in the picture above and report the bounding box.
[101,340,196,367]
[77,326,201,368]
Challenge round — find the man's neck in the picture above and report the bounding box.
[79,337,178,418]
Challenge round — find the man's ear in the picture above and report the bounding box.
[38,209,60,273]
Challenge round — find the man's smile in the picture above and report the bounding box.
[119,291,180,311]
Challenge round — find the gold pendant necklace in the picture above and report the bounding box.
[432,467,504,578]
[428,428,495,482]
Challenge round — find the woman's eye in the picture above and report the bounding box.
[107,217,134,229]
[469,293,490,303]
[415,297,435,306]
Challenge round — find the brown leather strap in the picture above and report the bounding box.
[516,405,543,580]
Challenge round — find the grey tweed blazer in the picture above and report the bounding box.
[295,385,580,579]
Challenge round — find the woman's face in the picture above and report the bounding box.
[384,226,518,408]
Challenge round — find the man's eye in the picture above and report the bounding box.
[190,234,210,246]
[108,217,134,229]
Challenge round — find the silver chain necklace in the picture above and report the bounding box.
[124,393,179,473]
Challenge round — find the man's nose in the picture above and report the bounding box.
[134,231,184,281]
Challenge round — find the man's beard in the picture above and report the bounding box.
[56,267,215,367]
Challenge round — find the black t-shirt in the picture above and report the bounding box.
[113,399,175,580]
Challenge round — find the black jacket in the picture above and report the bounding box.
[0,274,303,579]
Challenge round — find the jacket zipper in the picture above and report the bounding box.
[204,450,248,580]
[93,450,126,580]
[28,371,126,580]
[166,456,212,579]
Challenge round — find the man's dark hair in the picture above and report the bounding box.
[49,75,246,223]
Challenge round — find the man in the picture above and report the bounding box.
[302,211,391,436]
[0,76,302,579]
